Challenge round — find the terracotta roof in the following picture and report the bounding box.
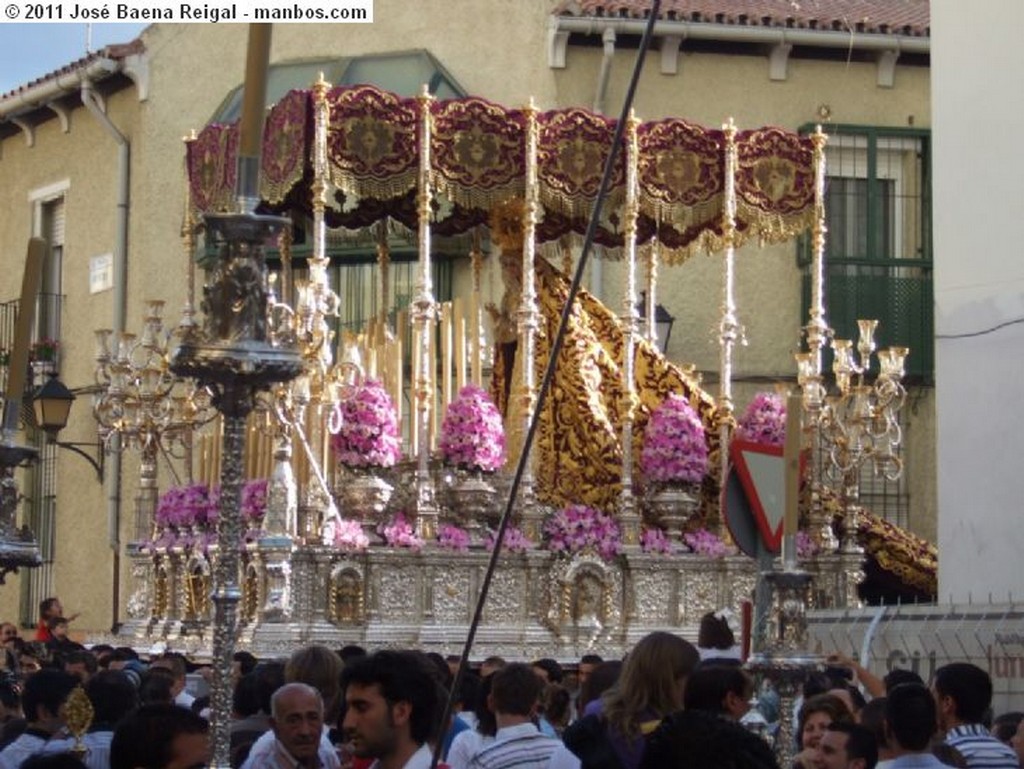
[1,39,145,101]
[553,0,930,38]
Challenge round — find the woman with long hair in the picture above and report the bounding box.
[550,631,700,769]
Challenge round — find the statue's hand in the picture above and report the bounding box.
[485,302,500,320]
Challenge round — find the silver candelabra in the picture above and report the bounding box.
[94,300,216,541]
[819,319,908,552]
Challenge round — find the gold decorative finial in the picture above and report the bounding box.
[313,71,330,98]
[64,686,94,758]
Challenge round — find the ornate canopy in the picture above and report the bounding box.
[186,84,817,263]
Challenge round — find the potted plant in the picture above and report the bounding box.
[439,385,505,530]
[330,379,401,528]
[30,337,59,363]
[29,337,59,385]
[640,393,709,536]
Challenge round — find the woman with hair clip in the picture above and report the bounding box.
[696,609,742,665]
[548,631,700,769]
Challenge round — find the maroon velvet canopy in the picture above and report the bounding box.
[186,84,816,262]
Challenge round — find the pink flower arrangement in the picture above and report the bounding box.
[155,483,216,529]
[640,527,676,555]
[334,519,370,551]
[682,528,736,558]
[796,530,819,560]
[437,524,471,552]
[543,504,621,562]
[330,379,401,468]
[735,392,787,446]
[439,385,506,473]
[379,512,424,550]
[640,394,709,484]
[485,525,534,553]
[241,479,268,523]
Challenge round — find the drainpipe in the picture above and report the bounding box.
[589,27,616,301]
[82,79,128,632]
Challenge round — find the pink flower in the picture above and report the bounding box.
[485,525,533,553]
[543,504,621,561]
[379,512,424,550]
[682,528,736,558]
[439,385,506,473]
[241,479,268,523]
[437,524,471,552]
[640,395,709,484]
[735,392,787,447]
[156,483,215,528]
[640,527,676,555]
[796,530,819,560]
[335,519,370,551]
[330,379,402,468]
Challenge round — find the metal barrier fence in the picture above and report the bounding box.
[807,601,1024,713]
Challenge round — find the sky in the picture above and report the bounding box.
[0,23,148,94]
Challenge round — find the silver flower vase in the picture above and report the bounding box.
[644,482,701,540]
[336,465,393,532]
[446,468,498,533]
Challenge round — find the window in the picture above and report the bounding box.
[798,126,931,529]
[211,50,466,124]
[799,126,933,384]
[19,183,68,627]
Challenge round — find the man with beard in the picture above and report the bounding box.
[246,684,337,769]
[341,651,441,769]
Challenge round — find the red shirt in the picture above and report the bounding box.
[35,619,52,642]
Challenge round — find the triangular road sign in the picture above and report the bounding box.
[729,440,788,553]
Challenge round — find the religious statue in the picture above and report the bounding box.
[486,199,526,417]
[572,571,606,647]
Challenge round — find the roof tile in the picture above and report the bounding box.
[554,0,929,38]
[1,38,144,101]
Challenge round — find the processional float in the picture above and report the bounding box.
[98,24,937,700]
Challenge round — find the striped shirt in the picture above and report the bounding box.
[468,723,559,769]
[945,724,1019,769]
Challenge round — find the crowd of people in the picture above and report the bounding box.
[0,601,1022,769]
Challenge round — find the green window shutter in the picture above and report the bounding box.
[798,125,933,384]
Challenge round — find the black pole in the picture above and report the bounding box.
[429,2,663,766]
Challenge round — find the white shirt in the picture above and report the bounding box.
[369,743,433,769]
[545,745,581,769]
[241,726,340,769]
[175,689,197,709]
[0,732,48,769]
[39,732,113,769]
[468,723,559,769]
[245,739,323,769]
[447,731,494,769]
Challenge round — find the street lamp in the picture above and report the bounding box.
[637,291,676,353]
[31,374,104,482]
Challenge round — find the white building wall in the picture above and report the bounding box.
[933,0,1024,601]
